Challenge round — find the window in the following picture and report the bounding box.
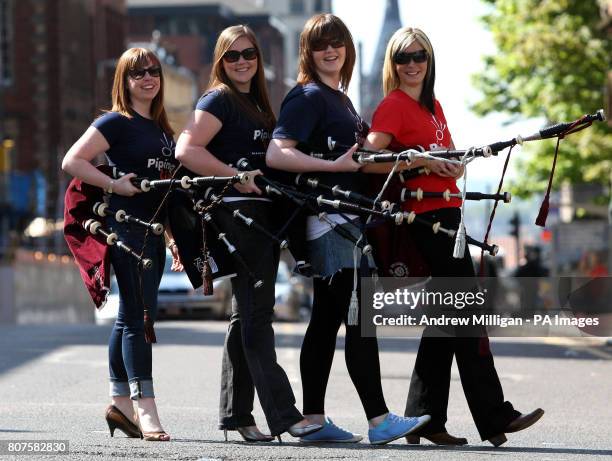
[0,0,13,85]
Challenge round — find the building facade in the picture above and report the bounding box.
[127,0,287,111]
[359,0,401,124]
[0,0,126,252]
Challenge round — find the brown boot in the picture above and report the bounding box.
[487,408,545,447]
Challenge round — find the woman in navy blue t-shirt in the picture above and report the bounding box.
[62,48,179,441]
[176,25,320,442]
[266,14,429,445]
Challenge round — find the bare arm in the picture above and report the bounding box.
[266,138,360,173]
[61,126,140,196]
[175,110,262,194]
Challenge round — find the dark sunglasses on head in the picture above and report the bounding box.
[128,66,161,80]
[223,47,258,63]
[311,38,345,52]
[393,49,428,65]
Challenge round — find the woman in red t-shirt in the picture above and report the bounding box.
[364,27,543,447]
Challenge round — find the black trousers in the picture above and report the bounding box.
[216,200,302,436]
[404,207,520,440]
[300,269,389,420]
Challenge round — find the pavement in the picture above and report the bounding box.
[0,320,611,460]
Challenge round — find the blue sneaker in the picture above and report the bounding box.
[368,413,431,445]
[300,417,363,443]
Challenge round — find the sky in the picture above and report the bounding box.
[332,0,544,185]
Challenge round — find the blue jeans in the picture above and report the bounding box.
[107,219,165,400]
[307,218,375,277]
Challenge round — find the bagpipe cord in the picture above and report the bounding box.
[479,145,515,277]
[138,166,182,344]
[347,156,408,325]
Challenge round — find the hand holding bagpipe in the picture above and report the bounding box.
[82,218,153,269]
[315,110,606,164]
[237,158,373,255]
[129,173,250,192]
[105,165,250,192]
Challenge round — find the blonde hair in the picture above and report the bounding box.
[382,27,436,114]
[297,14,356,93]
[110,47,174,135]
[207,25,275,129]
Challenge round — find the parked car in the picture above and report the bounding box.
[273,261,312,322]
[95,250,232,324]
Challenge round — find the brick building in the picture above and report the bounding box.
[0,0,126,250]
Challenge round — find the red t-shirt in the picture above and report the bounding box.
[370,89,461,214]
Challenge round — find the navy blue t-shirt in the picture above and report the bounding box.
[272,82,369,207]
[92,111,178,220]
[196,89,273,198]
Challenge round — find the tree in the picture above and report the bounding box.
[472,0,611,198]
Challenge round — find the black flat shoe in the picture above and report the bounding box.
[407,432,468,445]
[223,427,274,443]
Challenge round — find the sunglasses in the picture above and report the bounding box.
[223,47,258,63]
[128,66,161,80]
[311,38,345,52]
[393,49,428,65]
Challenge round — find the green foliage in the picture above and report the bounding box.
[472,0,611,197]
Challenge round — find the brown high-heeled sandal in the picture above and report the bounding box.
[142,431,171,442]
[105,405,142,438]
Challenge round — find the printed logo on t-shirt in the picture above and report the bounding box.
[147,134,177,178]
[253,129,270,141]
[430,114,447,145]
[161,133,175,157]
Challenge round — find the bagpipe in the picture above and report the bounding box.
[63,110,607,330]
[290,110,606,276]
[63,164,252,342]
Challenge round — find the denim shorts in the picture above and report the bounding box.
[307,219,376,278]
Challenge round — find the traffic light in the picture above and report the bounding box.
[509,212,520,239]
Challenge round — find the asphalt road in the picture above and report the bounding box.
[1,321,611,460]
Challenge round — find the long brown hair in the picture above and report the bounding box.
[207,25,275,129]
[110,47,174,136]
[297,14,356,93]
[382,27,436,114]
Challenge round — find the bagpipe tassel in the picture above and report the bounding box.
[202,257,214,296]
[201,222,214,295]
[348,289,359,326]
[453,222,467,259]
[535,136,561,228]
[143,308,157,344]
[453,149,470,259]
[535,196,550,227]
